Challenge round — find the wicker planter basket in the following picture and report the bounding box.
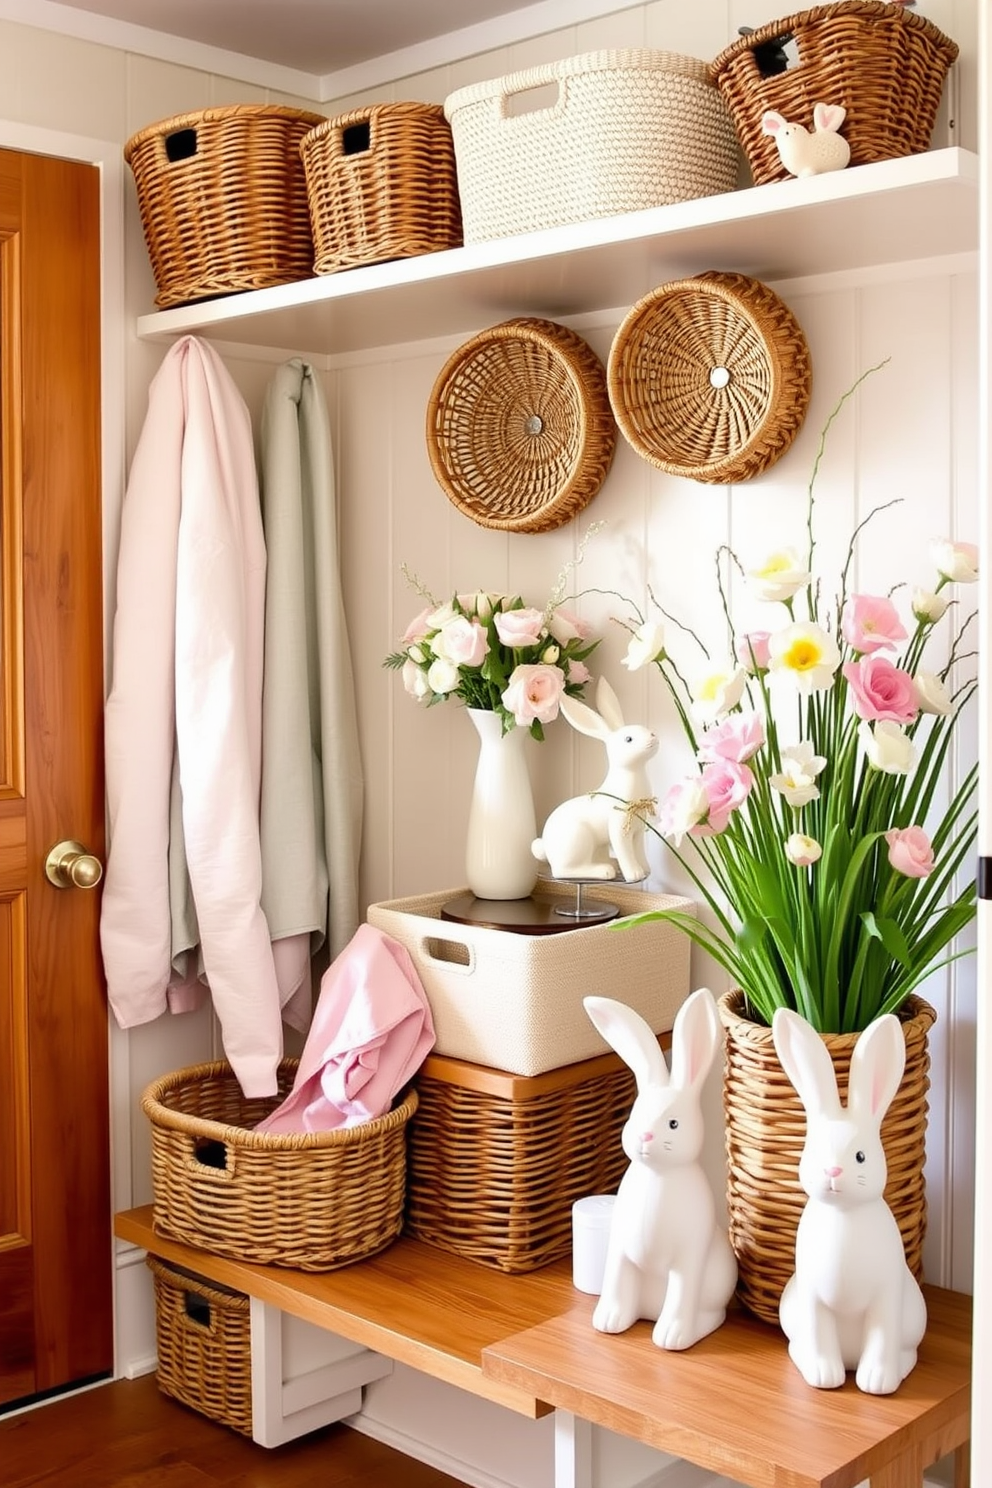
[445,49,740,242]
[142,1059,417,1271]
[125,104,325,308]
[300,102,462,275]
[405,1046,641,1272]
[710,2,959,187]
[608,272,812,484]
[718,989,935,1325]
[426,318,617,532]
[148,1257,252,1435]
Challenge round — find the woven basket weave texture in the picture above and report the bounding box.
[367,881,693,1076]
[300,102,463,275]
[710,1,959,187]
[125,104,325,308]
[445,49,740,243]
[608,271,813,485]
[426,318,617,533]
[405,1049,638,1272]
[142,1059,416,1271]
[148,1257,252,1436]
[719,989,935,1325]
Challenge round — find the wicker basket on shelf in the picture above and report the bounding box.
[300,102,462,274]
[148,1256,253,1435]
[710,1,959,187]
[607,271,812,485]
[426,317,617,532]
[142,1059,417,1271]
[124,104,325,308]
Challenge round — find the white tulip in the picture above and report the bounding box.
[690,665,747,723]
[622,620,666,672]
[745,547,812,604]
[784,833,822,867]
[858,719,917,775]
[426,656,460,694]
[911,587,949,624]
[402,659,431,700]
[914,669,952,716]
[930,538,979,585]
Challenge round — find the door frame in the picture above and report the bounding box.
[0,117,126,1377]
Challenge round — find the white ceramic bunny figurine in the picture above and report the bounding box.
[531,677,657,882]
[761,102,851,179]
[772,1007,927,1394]
[583,989,738,1350]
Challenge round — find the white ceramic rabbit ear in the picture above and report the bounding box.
[847,1013,905,1126]
[594,676,625,731]
[813,101,846,132]
[772,1008,843,1121]
[559,694,609,740]
[761,110,787,135]
[669,987,721,1093]
[584,995,669,1092]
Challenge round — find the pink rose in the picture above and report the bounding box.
[434,616,489,669]
[549,606,593,645]
[842,594,908,655]
[696,760,754,835]
[735,630,771,673]
[501,663,565,726]
[566,659,591,685]
[884,826,935,879]
[698,713,766,765]
[401,606,433,645]
[843,656,919,724]
[494,607,546,649]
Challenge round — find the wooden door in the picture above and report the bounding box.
[0,147,111,1408]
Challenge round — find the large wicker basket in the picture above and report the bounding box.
[710,2,959,187]
[426,318,617,532]
[719,990,935,1325]
[125,104,325,308]
[300,102,462,275]
[608,272,812,484]
[405,1046,641,1272]
[148,1256,252,1436]
[142,1059,417,1271]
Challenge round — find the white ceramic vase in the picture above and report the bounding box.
[464,707,538,901]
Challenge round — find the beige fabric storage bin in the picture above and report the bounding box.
[443,49,740,243]
[367,882,694,1076]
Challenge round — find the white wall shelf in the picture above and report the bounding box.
[134,148,979,359]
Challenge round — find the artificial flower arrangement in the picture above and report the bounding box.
[618,371,978,1033]
[384,533,602,739]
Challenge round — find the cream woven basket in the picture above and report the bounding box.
[444,49,741,243]
[367,882,694,1076]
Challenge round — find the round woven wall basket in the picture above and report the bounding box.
[607,271,812,484]
[426,318,617,532]
[718,989,935,1326]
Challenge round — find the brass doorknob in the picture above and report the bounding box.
[45,839,104,889]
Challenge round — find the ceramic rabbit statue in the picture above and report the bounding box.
[531,677,657,882]
[772,1007,927,1394]
[583,989,737,1350]
[761,102,851,178]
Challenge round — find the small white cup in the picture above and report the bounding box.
[571,1194,616,1294]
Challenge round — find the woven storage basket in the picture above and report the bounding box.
[405,1045,644,1271]
[608,271,812,484]
[148,1256,252,1436]
[142,1059,417,1271]
[300,102,462,274]
[444,49,740,242]
[124,104,325,308]
[367,882,693,1076]
[719,989,935,1325]
[426,318,617,532]
[710,2,959,187]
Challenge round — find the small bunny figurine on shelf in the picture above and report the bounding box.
[761,102,851,179]
[583,989,738,1351]
[772,1008,927,1395]
[531,677,658,882]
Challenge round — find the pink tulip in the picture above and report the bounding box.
[696,760,754,835]
[401,606,433,645]
[549,606,593,644]
[501,663,565,726]
[884,826,935,879]
[698,713,766,765]
[843,656,919,724]
[842,594,908,655]
[735,630,771,673]
[494,607,546,649]
[566,660,591,685]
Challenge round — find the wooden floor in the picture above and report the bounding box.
[1,1373,469,1487]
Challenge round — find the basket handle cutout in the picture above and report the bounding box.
[342,120,371,155]
[738,26,798,78]
[185,1135,236,1183]
[421,935,475,975]
[164,127,198,163]
[183,1290,213,1329]
[504,80,561,119]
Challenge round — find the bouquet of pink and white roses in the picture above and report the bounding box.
[620,373,978,1033]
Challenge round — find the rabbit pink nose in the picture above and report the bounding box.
[824,1165,842,1178]
[640,1131,654,1144]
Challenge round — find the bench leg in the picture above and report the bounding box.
[554,1411,593,1488]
